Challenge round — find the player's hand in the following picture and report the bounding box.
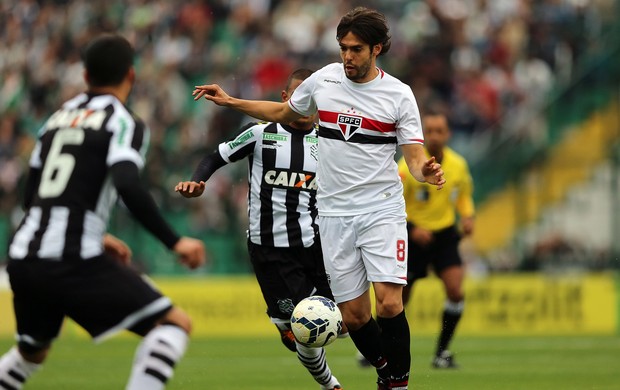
[461,216,475,236]
[410,226,433,246]
[173,237,206,270]
[103,233,132,265]
[175,181,206,198]
[422,156,446,190]
[192,84,231,106]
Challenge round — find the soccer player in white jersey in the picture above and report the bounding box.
[0,34,206,390]
[192,7,445,390]
[175,69,343,390]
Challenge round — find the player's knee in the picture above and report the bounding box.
[445,287,464,302]
[17,341,51,364]
[376,294,404,317]
[159,306,192,335]
[343,315,369,331]
[340,306,371,330]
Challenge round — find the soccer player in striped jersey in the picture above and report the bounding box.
[192,7,445,390]
[397,112,475,369]
[0,34,206,390]
[176,69,343,390]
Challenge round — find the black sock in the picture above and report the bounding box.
[377,311,410,387]
[436,300,463,356]
[349,318,390,381]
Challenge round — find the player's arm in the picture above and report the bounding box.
[111,161,206,269]
[193,84,301,124]
[175,152,227,198]
[22,167,41,210]
[456,163,475,236]
[401,143,446,189]
[23,128,46,209]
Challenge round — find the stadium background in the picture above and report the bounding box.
[0,0,619,344]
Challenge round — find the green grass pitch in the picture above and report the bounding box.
[1,335,618,389]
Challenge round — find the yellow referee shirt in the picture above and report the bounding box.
[397,147,474,231]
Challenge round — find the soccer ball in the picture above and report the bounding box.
[290,296,343,348]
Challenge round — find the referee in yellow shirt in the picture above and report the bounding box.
[397,112,474,369]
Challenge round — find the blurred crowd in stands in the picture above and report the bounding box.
[0,0,615,271]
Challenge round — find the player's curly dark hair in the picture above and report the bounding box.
[336,7,391,56]
[82,34,134,87]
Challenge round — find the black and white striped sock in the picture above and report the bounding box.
[0,347,40,390]
[126,325,188,390]
[295,342,340,389]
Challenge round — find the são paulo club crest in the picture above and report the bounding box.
[337,113,362,139]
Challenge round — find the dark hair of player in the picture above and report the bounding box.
[82,34,134,87]
[284,68,314,92]
[336,7,391,56]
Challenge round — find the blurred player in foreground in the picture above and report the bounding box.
[398,112,474,368]
[176,69,344,390]
[0,34,205,390]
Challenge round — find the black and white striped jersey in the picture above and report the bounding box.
[9,93,149,260]
[218,122,319,248]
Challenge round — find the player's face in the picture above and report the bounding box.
[283,78,315,130]
[422,115,450,155]
[339,32,378,83]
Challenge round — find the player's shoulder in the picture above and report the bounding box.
[322,63,343,72]
[48,93,145,134]
[445,147,464,160]
[240,120,271,134]
[445,147,469,167]
[77,93,145,129]
[226,121,269,142]
[314,63,343,79]
[380,69,412,91]
[61,93,89,109]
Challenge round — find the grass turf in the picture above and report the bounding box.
[0,334,618,389]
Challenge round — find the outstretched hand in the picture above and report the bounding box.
[422,156,446,190]
[175,181,206,198]
[193,84,230,106]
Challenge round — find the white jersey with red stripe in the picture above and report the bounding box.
[288,62,424,216]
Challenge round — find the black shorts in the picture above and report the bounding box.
[407,224,462,283]
[247,238,334,322]
[7,255,172,347]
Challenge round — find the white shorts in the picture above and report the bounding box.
[318,207,408,303]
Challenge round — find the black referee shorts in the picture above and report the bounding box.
[247,239,334,322]
[7,254,172,347]
[407,224,463,283]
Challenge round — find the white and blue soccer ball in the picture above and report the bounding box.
[290,296,343,348]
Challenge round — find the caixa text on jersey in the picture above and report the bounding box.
[264,170,317,190]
